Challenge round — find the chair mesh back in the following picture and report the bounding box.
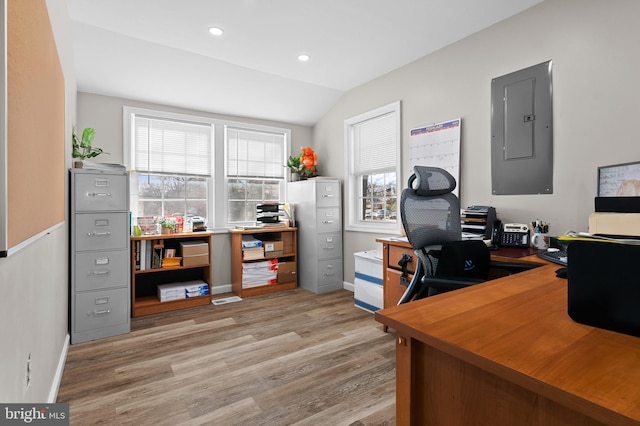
[400,166,461,272]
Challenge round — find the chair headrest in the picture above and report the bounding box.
[407,166,457,196]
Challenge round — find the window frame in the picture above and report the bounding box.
[123,106,292,231]
[344,101,402,234]
[223,124,291,225]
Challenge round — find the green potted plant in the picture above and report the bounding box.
[159,217,177,234]
[286,153,304,180]
[72,126,106,167]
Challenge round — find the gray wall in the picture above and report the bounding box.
[76,92,314,291]
[0,0,76,403]
[314,0,640,283]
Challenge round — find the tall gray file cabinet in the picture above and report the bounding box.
[70,169,130,344]
[287,178,343,293]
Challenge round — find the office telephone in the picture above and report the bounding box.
[492,221,531,247]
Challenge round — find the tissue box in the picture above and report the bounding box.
[180,241,209,267]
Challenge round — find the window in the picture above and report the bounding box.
[345,101,401,233]
[225,126,288,224]
[125,107,292,229]
[125,108,213,223]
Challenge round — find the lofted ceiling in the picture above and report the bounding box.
[67,0,542,126]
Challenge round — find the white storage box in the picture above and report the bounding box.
[157,283,187,302]
[354,250,383,313]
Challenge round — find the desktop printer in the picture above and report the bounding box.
[191,216,207,232]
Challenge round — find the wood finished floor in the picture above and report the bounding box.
[58,289,396,425]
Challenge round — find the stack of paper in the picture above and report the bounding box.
[242,259,278,288]
[242,235,262,248]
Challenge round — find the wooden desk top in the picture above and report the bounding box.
[375,256,640,425]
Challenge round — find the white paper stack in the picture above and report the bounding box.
[242,259,278,288]
[184,280,209,297]
[242,235,263,249]
[157,283,187,302]
[158,280,209,301]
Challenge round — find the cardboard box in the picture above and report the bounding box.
[277,261,297,283]
[262,240,283,253]
[180,241,209,267]
[589,213,640,237]
[180,241,209,256]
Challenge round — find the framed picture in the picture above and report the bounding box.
[598,161,640,197]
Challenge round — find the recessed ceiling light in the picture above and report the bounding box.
[298,53,310,62]
[208,26,224,36]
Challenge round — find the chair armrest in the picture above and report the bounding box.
[490,260,544,273]
[423,276,486,294]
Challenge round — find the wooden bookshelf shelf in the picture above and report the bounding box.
[130,231,213,317]
[230,227,297,298]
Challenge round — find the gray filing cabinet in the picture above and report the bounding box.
[287,178,343,293]
[70,169,130,344]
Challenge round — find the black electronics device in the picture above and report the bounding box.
[595,196,640,213]
[568,240,640,337]
[492,221,531,248]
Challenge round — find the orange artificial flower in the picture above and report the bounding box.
[300,146,317,177]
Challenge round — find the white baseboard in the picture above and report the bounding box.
[211,284,232,294]
[343,281,354,292]
[49,334,69,403]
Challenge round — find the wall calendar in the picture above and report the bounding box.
[409,118,461,196]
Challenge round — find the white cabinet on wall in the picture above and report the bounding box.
[287,178,343,293]
[70,169,130,344]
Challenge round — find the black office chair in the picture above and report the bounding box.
[398,166,536,303]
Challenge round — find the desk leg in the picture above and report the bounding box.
[395,334,412,426]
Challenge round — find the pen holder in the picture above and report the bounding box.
[531,232,549,250]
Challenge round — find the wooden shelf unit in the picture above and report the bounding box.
[130,231,213,317]
[230,227,297,298]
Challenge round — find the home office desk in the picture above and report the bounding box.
[374,253,640,425]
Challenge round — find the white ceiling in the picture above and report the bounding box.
[67,0,542,126]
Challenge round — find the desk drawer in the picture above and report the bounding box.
[318,258,343,286]
[74,250,129,292]
[74,288,129,333]
[316,207,341,233]
[386,269,412,308]
[315,181,340,207]
[317,232,342,260]
[74,173,127,212]
[74,213,129,251]
[388,244,415,273]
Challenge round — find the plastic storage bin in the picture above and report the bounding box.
[354,250,383,313]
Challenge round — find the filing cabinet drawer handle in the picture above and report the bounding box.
[322,194,334,198]
[89,309,111,316]
[322,245,334,250]
[88,192,112,197]
[87,231,112,237]
[322,220,335,224]
[324,271,336,276]
[89,270,110,276]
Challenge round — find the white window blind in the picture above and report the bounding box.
[352,112,397,174]
[134,116,212,176]
[226,127,285,179]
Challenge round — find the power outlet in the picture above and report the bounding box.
[26,353,31,388]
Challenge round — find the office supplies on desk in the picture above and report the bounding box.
[537,247,567,266]
[567,240,640,337]
[493,222,531,247]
